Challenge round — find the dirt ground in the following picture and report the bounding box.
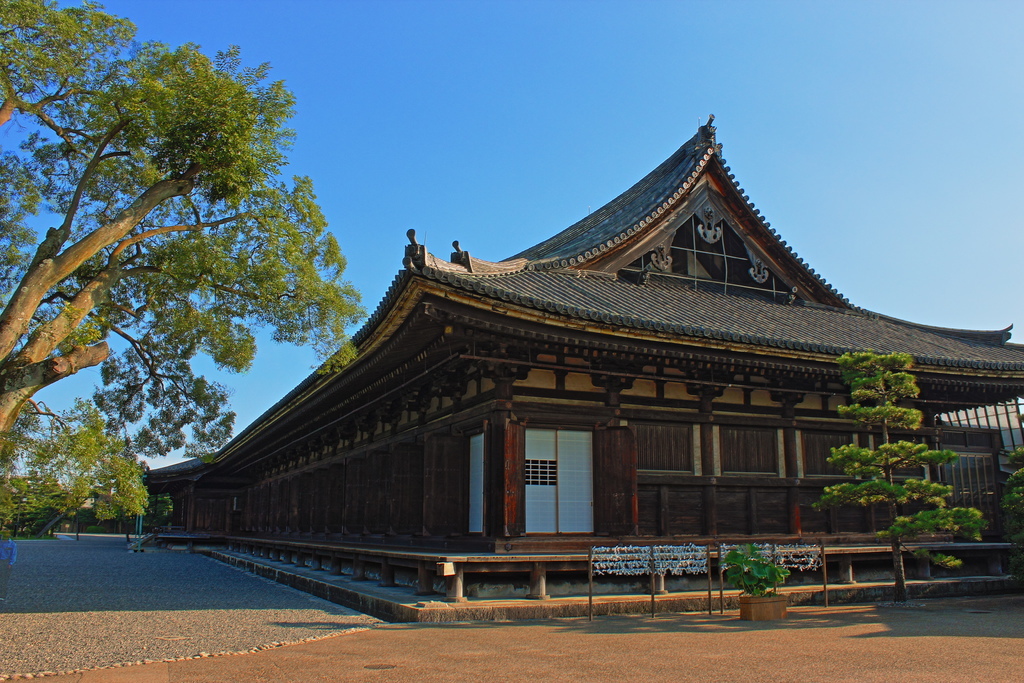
[50,594,1024,682]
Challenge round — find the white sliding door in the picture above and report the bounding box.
[525,428,593,533]
[468,433,485,533]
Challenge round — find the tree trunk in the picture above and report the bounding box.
[0,99,13,128]
[891,535,908,603]
[0,341,110,433]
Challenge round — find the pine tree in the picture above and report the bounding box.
[1000,447,1024,581]
[816,351,985,603]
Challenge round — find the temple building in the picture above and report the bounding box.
[148,118,1024,596]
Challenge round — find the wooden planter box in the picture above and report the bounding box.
[738,594,788,621]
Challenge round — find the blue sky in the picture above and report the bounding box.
[43,0,1024,467]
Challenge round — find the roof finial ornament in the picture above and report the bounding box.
[696,114,721,154]
[450,240,473,272]
[403,229,426,272]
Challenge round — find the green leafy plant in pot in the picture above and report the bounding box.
[723,544,791,620]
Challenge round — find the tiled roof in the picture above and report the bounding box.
[147,457,206,476]
[484,121,849,307]
[417,266,1024,371]
[510,136,702,264]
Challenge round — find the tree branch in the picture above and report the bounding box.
[25,398,68,427]
[17,262,122,365]
[107,214,248,262]
[59,118,131,235]
[33,107,90,156]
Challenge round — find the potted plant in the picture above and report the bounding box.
[723,544,791,621]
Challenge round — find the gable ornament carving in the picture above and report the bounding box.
[648,244,672,272]
[749,258,770,283]
[744,244,770,283]
[696,205,721,244]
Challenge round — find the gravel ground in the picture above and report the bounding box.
[0,535,379,677]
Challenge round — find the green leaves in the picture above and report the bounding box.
[0,1,363,468]
[819,351,989,600]
[836,351,922,431]
[880,508,984,542]
[1001,464,1024,581]
[4,399,146,518]
[722,544,791,597]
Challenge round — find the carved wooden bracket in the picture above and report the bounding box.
[687,384,726,412]
[770,391,805,418]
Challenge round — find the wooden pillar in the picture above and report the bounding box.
[353,557,367,580]
[701,420,717,537]
[773,391,805,536]
[837,555,855,583]
[185,483,196,532]
[485,369,527,538]
[527,562,549,600]
[275,479,286,532]
[486,391,524,538]
[916,554,931,579]
[416,561,435,595]
[445,565,467,603]
[691,385,723,538]
[380,558,396,587]
[327,464,346,535]
[288,475,300,533]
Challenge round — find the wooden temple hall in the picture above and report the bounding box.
[148,118,1024,602]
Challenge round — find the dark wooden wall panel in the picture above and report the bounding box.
[717,488,749,535]
[300,472,314,532]
[754,489,788,535]
[802,431,851,476]
[721,427,777,473]
[637,486,659,535]
[666,488,703,535]
[837,504,869,533]
[594,427,639,535]
[344,457,365,533]
[287,477,299,531]
[327,464,344,532]
[365,451,390,534]
[424,434,468,535]
[390,443,424,534]
[636,423,693,471]
[799,489,829,533]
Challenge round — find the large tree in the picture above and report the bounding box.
[816,351,985,603]
[0,1,362,469]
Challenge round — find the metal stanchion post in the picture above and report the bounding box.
[588,547,594,622]
[821,541,829,608]
[718,544,725,615]
[706,545,713,615]
[649,545,656,619]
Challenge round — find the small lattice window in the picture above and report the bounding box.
[525,459,557,486]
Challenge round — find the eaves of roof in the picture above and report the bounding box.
[413,267,1024,373]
